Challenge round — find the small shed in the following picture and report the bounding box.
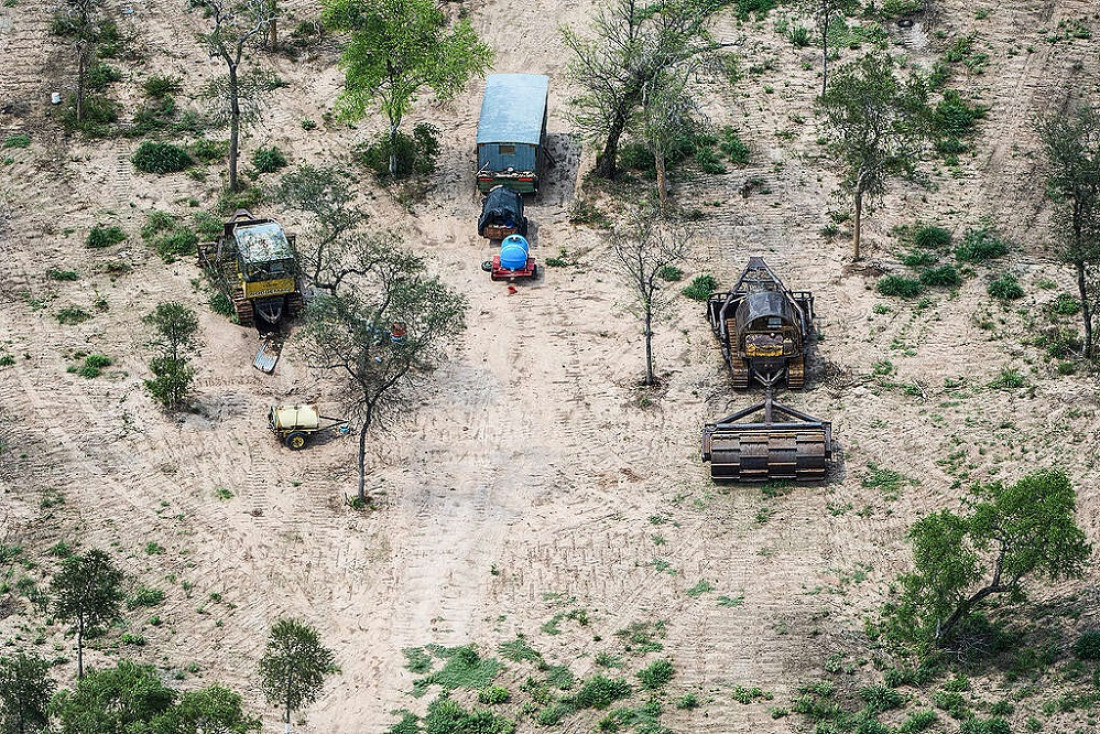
[476,73,550,194]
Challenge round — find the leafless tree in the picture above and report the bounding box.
[640,64,697,209]
[612,209,690,386]
[53,0,108,123]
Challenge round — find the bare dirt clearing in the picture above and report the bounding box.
[1,0,1100,731]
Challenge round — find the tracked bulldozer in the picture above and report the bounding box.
[701,257,833,482]
[198,210,304,373]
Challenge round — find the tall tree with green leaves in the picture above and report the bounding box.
[143,302,202,411]
[50,660,174,730]
[154,686,262,734]
[52,0,110,123]
[816,53,930,260]
[562,0,732,180]
[194,0,277,191]
[259,619,338,734]
[274,164,369,294]
[1037,103,1100,359]
[878,470,1091,656]
[322,0,492,176]
[296,240,467,503]
[639,65,697,208]
[0,652,54,734]
[49,550,125,679]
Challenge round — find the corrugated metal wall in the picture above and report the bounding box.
[477,142,537,172]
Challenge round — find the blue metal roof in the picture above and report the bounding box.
[476,74,550,146]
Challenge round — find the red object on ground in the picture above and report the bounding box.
[489,254,538,281]
[507,285,518,295]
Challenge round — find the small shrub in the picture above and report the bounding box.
[193,211,224,240]
[85,62,123,91]
[251,145,288,174]
[657,265,683,281]
[477,686,510,705]
[676,693,699,709]
[619,142,655,171]
[301,119,317,130]
[960,717,1011,734]
[3,133,30,149]
[568,199,612,229]
[988,274,1023,300]
[988,367,1024,389]
[860,685,905,713]
[188,138,227,164]
[120,633,146,646]
[143,74,182,99]
[898,710,938,733]
[210,291,235,318]
[695,147,726,174]
[571,675,632,710]
[955,227,1008,262]
[788,24,811,47]
[683,274,718,301]
[132,141,192,174]
[154,229,199,259]
[719,126,750,163]
[920,265,961,287]
[877,275,923,298]
[142,211,177,240]
[56,307,91,325]
[46,268,79,281]
[1051,293,1081,315]
[61,93,120,136]
[880,0,924,18]
[77,354,112,378]
[1073,630,1100,660]
[901,250,937,268]
[0,355,15,367]
[636,659,675,690]
[128,586,165,609]
[86,225,126,249]
[354,122,440,179]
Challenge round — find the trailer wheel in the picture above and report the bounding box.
[285,431,309,450]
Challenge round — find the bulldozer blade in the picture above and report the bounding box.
[701,398,832,482]
[253,337,281,374]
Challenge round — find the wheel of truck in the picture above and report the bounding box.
[285,431,309,450]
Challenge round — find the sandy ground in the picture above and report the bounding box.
[1,0,1100,731]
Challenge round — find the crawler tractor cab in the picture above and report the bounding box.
[702,257,833,482]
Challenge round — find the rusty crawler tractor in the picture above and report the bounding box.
[198,210,304,373]
[701,257,833,481]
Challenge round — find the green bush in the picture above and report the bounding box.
[960,717,1010,734]
[901,251,937,268]
[86,225,126,249]
[251,145,288,174]
[657,265,683,281]
[860,685,905,713]
[933,90,987,140]
[920,265,961,287]
[914,225,951,249]
[142,211,178,240]
[719,126,750,164]
[988,367,1024,389]
[695,147,726,174]
[1073,630,1100,660]
[570,675,632,710]
[76,354,112,378]
[636,659,675,690]
[683,274,718,301]
[877,275,923,298]
[56,307,92,325]
[899,710,939,734]
[188,137,227,164]
[619,142,655,171]
[132,141,192,174]
[127,96,178,136]
[143,74,182,99]
[354,122,440,179]
[3,133,30,149]
[86,62,123,91]
[988,274,1023,300]
[154,229,198,259]
[193,211,223,240]
[788,24,811,47]
[1051,293,1081,315]
[477,686,510,705]
[46,268,79,281]
[61,94,120,136]
[956,227,1008,262]
[880,0,924,18]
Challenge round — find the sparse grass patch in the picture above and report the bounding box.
[988,367,1025,389]
[251,145,288,174]
[142,74,182,99]
[861,462,916,499]
[657,265,683,281]
[1073,630,1100,659]
[56,306,92,325]
[3,133,30,149]
[73,353,112,378]
[478,685,510,705]
[46,268,80,281]
[128,586,165,609]
[411,645,501,697]
[920,265,961,287]
[914,225,952,250]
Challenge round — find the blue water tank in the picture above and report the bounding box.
[499,234,530,270]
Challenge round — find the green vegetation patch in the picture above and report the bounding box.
[411,645,501,698]
[683,274,718,301]
[132,141,192,174]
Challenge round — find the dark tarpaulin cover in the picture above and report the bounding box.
[478,186,525,236]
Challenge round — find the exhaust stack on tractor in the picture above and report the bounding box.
[702,257,833,481]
